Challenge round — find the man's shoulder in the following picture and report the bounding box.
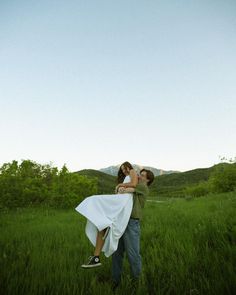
[135,183,149,195]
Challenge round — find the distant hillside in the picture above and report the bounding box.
[100,164,179,177]
[75,169,116,194]
[149,164,218,198]
[75,163,233,198]
[75,166,212,198]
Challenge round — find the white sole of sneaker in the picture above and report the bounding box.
[81,263,102,268]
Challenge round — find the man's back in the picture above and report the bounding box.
[130,183,149,220]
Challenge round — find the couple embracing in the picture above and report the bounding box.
[75,161,154,290]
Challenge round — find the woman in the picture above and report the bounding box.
[75,161,138,268]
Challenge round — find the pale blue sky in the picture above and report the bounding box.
[0,0,235,172]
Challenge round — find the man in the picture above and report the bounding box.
[111,168,155,291]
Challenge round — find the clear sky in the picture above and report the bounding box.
[0,0,235,172]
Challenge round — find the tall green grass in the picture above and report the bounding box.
[0,192,235,295]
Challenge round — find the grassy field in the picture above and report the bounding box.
[0,192,236,295]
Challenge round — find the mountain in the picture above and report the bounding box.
[99,164,179,177]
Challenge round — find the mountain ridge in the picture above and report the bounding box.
[99,164,179,177]
[75,163,231,198]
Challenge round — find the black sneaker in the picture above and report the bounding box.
[81,255,102,268]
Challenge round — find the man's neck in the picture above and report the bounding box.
[139,180,148,185]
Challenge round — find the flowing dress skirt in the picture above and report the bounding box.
[75,176,133,257]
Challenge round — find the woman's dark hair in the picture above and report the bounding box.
[117,161,133,184]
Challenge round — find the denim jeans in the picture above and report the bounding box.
[112,218,142,283]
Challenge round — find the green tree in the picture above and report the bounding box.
[185,181,210,198]
[209,163,236,193]
[0,160,98,209]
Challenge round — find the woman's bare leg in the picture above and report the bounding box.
[94,228,106,256]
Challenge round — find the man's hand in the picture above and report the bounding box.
[115,185,120,193]
[118,187,135,194]
[118,187,126,193]
[116,184,124,189]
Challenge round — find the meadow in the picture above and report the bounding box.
[0,192,235,295]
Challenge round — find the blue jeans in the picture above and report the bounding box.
[112,218,142,283]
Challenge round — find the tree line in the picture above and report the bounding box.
[1,158,236,208]
[0,160,97,209]
[185,160,236,198]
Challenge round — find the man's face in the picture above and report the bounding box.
[139,170,149,184]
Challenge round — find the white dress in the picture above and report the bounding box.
[75,175,133,257]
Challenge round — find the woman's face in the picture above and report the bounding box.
[121,165,129,175]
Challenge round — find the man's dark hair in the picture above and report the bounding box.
[140,169,155,186]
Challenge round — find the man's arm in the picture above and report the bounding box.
[118,187,135,193]
[134,183,149,196]
[118,184,149,203]
[119,183,148,195]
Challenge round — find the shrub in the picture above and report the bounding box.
[185,181,210,198]
[0,160,98,208]
[209,163,236,193]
